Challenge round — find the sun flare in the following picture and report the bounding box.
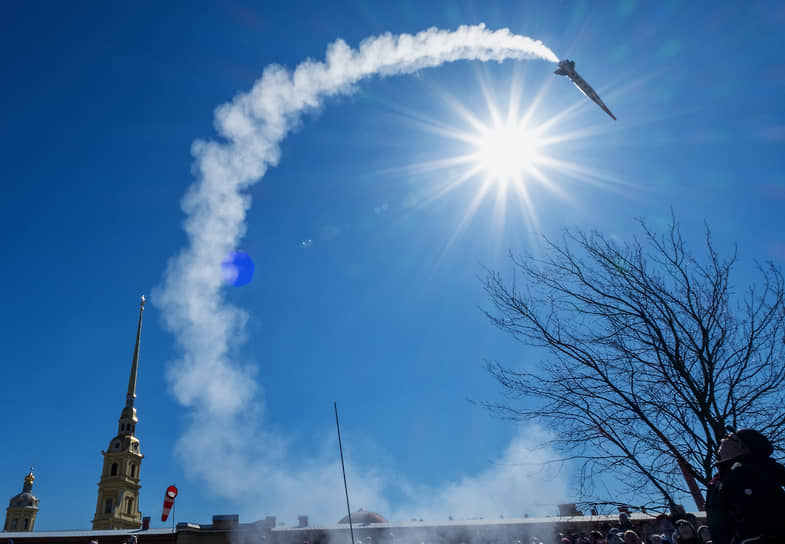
[472,120,543,183]
[388,72,622,253]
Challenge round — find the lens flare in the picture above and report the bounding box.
[221,251,255,287]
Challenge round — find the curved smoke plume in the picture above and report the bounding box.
[153,24,560,519]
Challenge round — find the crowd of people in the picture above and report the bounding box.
[549,428,785,544]
[549,511,711,544]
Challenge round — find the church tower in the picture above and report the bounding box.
[92,296,145,530]
[4,469,39,532]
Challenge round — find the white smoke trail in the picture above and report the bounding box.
[153,24,559,517]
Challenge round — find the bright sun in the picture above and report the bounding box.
[392,72,620,249]
[472,120,543,183]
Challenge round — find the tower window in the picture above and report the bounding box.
[130,464,136,477]
[111,462,118,476]
[12,519,18,530]
[125,496,133,515]
[24,518,29,530]
[104,498,113,514]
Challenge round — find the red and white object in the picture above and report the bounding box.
[161,485,178,522]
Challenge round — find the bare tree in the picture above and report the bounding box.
[483,217,785,511]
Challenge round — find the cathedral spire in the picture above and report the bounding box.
[126,295,145,409]
[117,295,144,437]
[93,295,145,530]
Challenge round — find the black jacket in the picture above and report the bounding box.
[706,454,785,544]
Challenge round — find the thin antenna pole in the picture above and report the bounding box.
[334,402,356,544]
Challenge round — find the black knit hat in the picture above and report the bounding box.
[735,428,774,457]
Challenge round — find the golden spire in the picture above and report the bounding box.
[126,295,145,408]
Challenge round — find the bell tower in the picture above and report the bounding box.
[4,468,39,532]
[92,296,145,530]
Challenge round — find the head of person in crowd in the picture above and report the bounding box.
[649,535,662,544]
[638,521,654,541]
[673,519,699,544]
[717,428,773,463]
[622,530,640,544]
[606,529,623,544]
[668,504,688,524]
[589,530,605,544]
[694,525,710,544]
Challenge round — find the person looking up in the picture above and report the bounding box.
[706,428,785,544]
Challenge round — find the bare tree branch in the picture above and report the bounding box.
[482,215,785,510]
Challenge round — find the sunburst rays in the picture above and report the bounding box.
[372,68,625,255]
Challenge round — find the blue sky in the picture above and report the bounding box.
[1,0,784,531]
